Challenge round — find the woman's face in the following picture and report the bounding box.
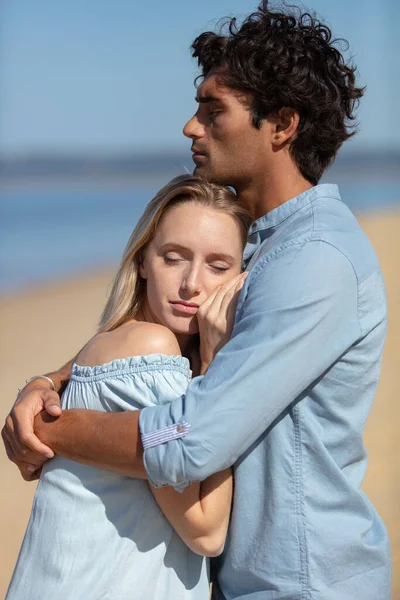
[140,202,243,339]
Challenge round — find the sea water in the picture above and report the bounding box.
[1,179,399,294]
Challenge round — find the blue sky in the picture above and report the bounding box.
[1,0,398,155]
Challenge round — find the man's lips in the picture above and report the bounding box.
[170,301,199,315]
[191,147,207,162]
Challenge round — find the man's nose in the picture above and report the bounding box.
[183,114,204,140]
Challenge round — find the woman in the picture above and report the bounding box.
[6,175,252,600]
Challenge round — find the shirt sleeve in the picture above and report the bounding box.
[139,240,361,490]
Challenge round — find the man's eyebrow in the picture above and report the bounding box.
[195,95,221,104]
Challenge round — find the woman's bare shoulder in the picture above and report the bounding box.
[123,321,182,357]
[76,321,181,367]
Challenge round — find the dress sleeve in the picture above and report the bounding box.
[120,355,191,410]
[139,240,361,490]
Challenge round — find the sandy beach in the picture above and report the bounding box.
[1,210,399,598]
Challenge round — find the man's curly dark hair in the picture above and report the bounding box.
[191,1,364,185]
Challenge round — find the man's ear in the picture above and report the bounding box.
[270,107,299,147]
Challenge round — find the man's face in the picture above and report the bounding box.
[183,73,269,190]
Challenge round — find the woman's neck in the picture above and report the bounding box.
[175,333,199,360]
[136,304,199,363]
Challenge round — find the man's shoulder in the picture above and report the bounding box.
[254,196,381,282]
[310,197,382,280]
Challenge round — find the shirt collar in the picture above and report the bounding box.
[248,183,341,235]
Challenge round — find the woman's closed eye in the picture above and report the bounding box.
[210,264,230,274]
[164,253,184,264]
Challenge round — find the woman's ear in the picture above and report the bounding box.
[138,252,147,279]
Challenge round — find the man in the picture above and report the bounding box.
[2,2,391,598]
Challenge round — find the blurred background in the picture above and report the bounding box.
[0,0,399,597]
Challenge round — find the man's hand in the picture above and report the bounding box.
[2,386,62,477]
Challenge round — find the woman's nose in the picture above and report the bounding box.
[180,266,201,295]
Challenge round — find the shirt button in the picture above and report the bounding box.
[176,424,185,433]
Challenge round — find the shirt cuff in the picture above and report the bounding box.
[139,402,192,492]
[142,421,191,449]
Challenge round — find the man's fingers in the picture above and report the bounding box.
[2,420,28,461]
[18,462,42,482]
[2,423,50,469]
[2,429,17,463]
[11,407,54,459]
[1,431,39,478]
[17,429,54,459]
[29,466,43,480]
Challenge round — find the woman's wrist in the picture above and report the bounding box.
[44,371,65,393]
[17,375,55,399]
[18,375,55,396]
[199,353,214,375]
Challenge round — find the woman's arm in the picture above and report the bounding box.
[76,321,233,556]
[150,468,232,557]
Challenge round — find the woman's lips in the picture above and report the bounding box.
[170,302,199,315]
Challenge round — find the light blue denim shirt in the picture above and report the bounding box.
[139,184,392,600]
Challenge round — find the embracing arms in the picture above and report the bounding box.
[150,468,232,557]
[2,272,244,479]
[34,322,233,557]
[4,244,360,489]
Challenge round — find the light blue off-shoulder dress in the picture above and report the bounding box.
[6,355,209,600]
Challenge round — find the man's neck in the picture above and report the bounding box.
[236,166,313,221]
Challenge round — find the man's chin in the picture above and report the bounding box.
[193,164,205,176]
[193,164,221,184]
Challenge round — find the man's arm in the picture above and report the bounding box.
[34,409,147,478]
[34,409,232,556]
[25,241,360,489]
[139,241,363,488]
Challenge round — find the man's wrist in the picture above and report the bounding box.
[34,407,80,452]
[33,409,146,478]
[33,411,60,450]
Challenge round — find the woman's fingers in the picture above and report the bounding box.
[43,390,62,417]
[197,272,248,372]
[200,272,247,318]
[219,272,248,317]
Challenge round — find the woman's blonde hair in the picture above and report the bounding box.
[99,174,252,332]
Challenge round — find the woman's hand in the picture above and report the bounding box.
[197,272,248,374]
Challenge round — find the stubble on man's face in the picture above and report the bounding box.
[184,74,268,191]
